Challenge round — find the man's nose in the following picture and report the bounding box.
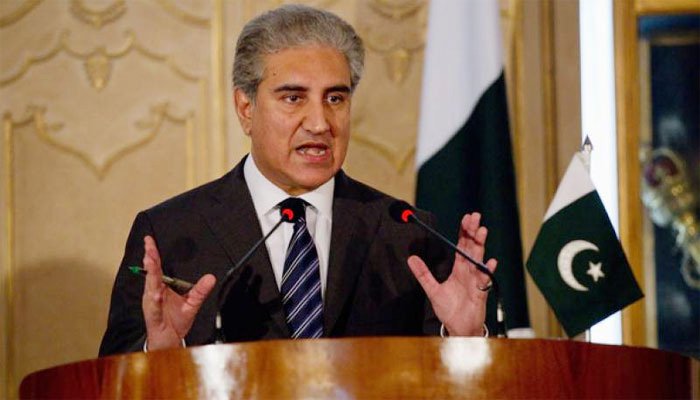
[302,100,331,134]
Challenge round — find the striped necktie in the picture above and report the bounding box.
[280,199,324,338]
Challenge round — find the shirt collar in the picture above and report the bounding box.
[243,154,334,218]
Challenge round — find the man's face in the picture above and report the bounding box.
[234,46,353,195]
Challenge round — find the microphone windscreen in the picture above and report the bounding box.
[388,200,414,223]
[279,197,305,222]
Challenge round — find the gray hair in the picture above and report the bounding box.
[232,4,365,100]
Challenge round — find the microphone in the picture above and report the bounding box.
[214,198,304,343]
[389,200,507,337]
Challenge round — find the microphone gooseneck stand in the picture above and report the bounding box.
[214,198,304,343]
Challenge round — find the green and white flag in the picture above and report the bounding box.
[416,0,530,333]
[526,152,643,337]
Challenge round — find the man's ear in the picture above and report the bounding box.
[233,88,253,136]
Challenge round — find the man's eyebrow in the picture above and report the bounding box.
[326,85,351,93]
[273,84,308,93]
[272,84,351,93]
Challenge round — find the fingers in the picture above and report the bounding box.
[407,255,440,299]
[142,236,166,334]
[459,213,487,245]
[485,258,498,274]
[140,236,214,348]
[143,235,164,294]
[185,274,217,307]
[475,258,498,290]
[462,212,481,242]
[456,213,488,267]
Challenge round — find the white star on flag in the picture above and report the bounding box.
[586,262,605,282]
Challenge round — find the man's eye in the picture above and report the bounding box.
[284,95,301,103]
[327,94,344,104]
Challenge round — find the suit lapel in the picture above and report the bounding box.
[324,171,379,334]
[199,160,289,337]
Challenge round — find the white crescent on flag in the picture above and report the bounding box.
[557,240,599,291]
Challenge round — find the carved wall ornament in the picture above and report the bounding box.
[68,31,200,85]
[359,0,427,84]
[2,31,201,90]
[0,0,42,28]
[350,131,414,172]
[384,47,411,85]
[273,0,340,8]
[1,109,31,400]
[155,0,211,27]
[0,36,63,87]
[367,0,423,20]
[60,33,129,91]
[7,104,195,181]
[363,40,424,85]
[84,52,111,91]
[70,0,126,29]
[136,102,197,186]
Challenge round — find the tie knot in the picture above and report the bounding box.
[278,197,307,223]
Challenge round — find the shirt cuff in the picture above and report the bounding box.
[144,338,187,352]
[440,323,489,338]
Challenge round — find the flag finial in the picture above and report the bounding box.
[578,135,594,173]
[581,135,593,153]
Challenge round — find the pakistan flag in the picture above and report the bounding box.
[526,153,643,337]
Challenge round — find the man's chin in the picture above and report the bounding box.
[285,170,336,194]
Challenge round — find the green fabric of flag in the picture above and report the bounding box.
[415,0,530,332]
[526,154,643,337]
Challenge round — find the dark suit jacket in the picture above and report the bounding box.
[99,158,451,356]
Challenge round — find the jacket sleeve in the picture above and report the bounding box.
[98,212,154,356]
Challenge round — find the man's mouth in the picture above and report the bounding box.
[296,144,329,157]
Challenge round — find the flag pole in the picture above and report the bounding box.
[581,135,593,343]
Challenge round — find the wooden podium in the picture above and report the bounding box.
[20,337,697,399]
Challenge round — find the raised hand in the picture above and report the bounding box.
[407,212,497,336]
[141,235,216,350]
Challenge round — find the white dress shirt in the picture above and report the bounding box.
[243,155,334,299]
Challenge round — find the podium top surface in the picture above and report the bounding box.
[20,337,698,399]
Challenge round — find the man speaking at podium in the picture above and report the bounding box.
[99,4,497,356]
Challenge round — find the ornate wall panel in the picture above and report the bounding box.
[0,0,220,396]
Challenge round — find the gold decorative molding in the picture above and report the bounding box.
[0,0,42,28]
[273,0,340,8]
[1,31,200,90]
[367,0,423,20]
[0,36,63,87]
[62,31,200,87]
[350,132,414,172]
[83,52,111,91]
[635,0,700,16]
[70,0,126,29]
[614,0,646,347]
[210,0,227,176]
[540,0,564,339]
[359,0,427,84]
[135,103,197,187]
[14,104,194,181]
[649,33,700,46]
[362,36,424,85]
[1,111,31,400]
[156,0,211,27]
[540,0,559,199]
